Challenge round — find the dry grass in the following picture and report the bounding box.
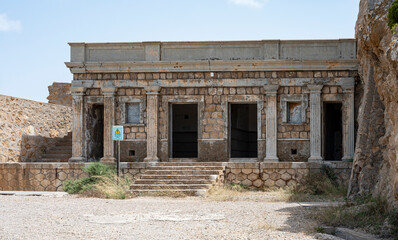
[311,196,398,239]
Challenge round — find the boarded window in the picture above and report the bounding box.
[126,103,140,124]
[288,102,302,123]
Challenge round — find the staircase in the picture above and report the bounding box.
[41,132,72,162]
[131,162,225,196]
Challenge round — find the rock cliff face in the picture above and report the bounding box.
[349,0,398,206]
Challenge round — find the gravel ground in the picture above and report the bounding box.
[0,195,337,240]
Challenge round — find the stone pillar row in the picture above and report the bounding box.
[70,84,354,163]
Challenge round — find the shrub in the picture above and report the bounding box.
[388,0,398,30]
[313,195,398,238]
[63,162,131,199]
[290,165,346,199]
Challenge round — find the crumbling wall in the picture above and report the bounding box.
[47,82,72,106]
[349,0,398,207]
[0,95,72,162]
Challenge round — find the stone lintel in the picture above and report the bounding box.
[70,87,86,95]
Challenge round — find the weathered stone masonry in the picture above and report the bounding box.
[65,40,358,163]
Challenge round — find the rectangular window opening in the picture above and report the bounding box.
[288,102,302,124]
[126,103,140,124]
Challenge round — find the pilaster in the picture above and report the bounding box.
[144,86,161,162]
[308,85,323,162]
[69,87,86,162]
[264,85,279,162]
[101,87,117,163]
[341,85,355,161]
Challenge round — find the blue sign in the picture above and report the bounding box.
[112,126,124,141]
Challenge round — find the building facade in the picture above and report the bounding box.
[65,39,357,163]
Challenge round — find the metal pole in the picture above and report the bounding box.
[117,140,120,178]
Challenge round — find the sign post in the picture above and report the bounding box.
[112,126,124,178]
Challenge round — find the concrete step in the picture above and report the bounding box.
[41,158,69,162]
[148,166,224,171]
[144,170,222,175]
[47,149,71,154]
[130,184,211,190]
[140,175,217,180]
[51,146,72,151]
[131,189,206,196]
[154,162,224,167]
[134,179,215,185]
[41,153,71,159]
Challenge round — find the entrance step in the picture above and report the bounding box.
[130,163,225,196]
[133,189,206,197]
[40,132,72,162]
[152,162,225,167]
[131,184,211,190]
[139,175,218,180]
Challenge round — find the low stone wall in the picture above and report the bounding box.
[225,162,352,188]
[0,163,147,191]
[0,162,352,192]
[0,95,72,162]
[47,82,72,106]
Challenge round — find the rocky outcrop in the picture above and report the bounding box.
[349,0,398,207]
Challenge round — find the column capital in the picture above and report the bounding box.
[264,85,279,95]
[70,87,86,95]
[340,85,354,93]
[102,87,117,95]
[307,85,323,93]
[144,86,161,94]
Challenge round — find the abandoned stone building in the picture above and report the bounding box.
[65,39,357,163]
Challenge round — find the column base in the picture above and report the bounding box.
[144,156,160,162]
[69,157,85,163]
[308,156,323,163]
[263,156,279,162]
[101,156,116,163]
[342,156,354,162]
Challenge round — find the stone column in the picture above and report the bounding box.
[101,87,117,163]
[264,85,279,162]
[69,87,86,162]
[341,85,355,161]
[308,85,323,162]
[144,86,161,162]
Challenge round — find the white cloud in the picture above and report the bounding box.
[229,0,267,8]
[0,14,22,32]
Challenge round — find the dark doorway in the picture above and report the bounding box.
[323,103,343,160]
[86,104,104,161]
[230,104,257,158]
[171,104,198,158]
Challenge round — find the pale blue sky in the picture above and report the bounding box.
[0,0,360,102]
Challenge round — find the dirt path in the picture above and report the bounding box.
[0,195,329,240]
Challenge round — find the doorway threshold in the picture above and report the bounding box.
[229,158,258,163]
[168,158,199,162]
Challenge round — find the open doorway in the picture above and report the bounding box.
[171,104,198,158]
[230,104,257,158]
[86,104,104,161]
[323,102,343,160]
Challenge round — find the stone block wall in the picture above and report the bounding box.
[0,95,72,162]
[224,162,352,188]
[47,82,72,106]
[0,163,147,191]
